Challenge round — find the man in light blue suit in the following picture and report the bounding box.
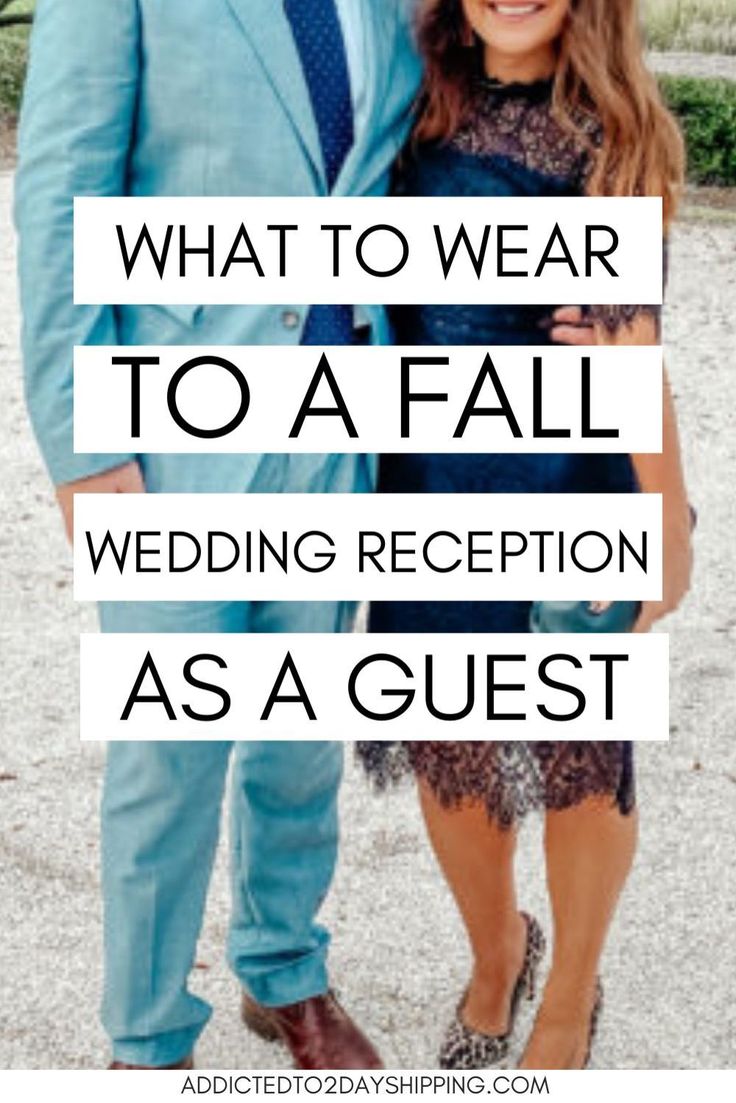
[15,0,421,1070]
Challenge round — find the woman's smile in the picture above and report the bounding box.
[486,3,548,22]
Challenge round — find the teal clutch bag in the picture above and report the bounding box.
[530,600,641,634]
[530,506,694,634]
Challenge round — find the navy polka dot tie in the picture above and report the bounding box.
[284,0,359,345]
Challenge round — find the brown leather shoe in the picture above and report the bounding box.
[109,1054,194,1069]
[242,991,383,1069]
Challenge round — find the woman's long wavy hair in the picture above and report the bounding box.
[415,0,685,226]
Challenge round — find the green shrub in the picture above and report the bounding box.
[659,74,736,185]
[0,30,28,115]
[0,2,32,115]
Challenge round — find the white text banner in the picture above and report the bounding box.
[80,632,670,741]
[74,196,663,306]
[73,493,662,603]
[73,345,663,455]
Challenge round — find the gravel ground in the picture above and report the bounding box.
[0,115,16,170]
[1,166,735,1070]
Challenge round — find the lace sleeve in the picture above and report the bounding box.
[582,240,669,338]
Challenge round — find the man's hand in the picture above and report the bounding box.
[56,460,145,544]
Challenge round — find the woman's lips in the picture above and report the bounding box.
[487,3,546,20]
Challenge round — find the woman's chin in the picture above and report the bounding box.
[470,1,564,59]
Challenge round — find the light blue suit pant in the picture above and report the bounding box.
[98,455,366,1066]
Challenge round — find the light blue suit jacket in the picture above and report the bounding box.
[15,0,421,491]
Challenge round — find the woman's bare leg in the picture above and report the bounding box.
[519,796,638,1068]
[418,779,527,1034]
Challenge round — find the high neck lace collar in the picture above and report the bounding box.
[478,74,554,103]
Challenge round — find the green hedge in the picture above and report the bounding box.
[0,0,31,116]
[0,19,28,116]
[659,73,736,186]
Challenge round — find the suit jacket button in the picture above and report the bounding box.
[281,310,301,330]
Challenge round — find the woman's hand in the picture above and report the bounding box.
[549,305,595,345]
[56,460,145,544]
[634,499,693,633]
[551,306,692,632]
[550,305,659,346]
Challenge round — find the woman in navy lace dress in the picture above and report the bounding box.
[358,0,693,1070]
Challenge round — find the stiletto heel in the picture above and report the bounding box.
[439,912,546,1069]
[522,920,545,1003]
[583,978,604,1069]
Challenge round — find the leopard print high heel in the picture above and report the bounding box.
[438,912,546,1070]
[583,978,604,1069]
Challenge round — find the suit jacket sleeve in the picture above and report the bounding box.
[14,0,140,485]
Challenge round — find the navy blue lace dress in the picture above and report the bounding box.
[357,77,658,827]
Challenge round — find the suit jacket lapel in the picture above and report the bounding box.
[224,0,326,189]
[333,0,399,196]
